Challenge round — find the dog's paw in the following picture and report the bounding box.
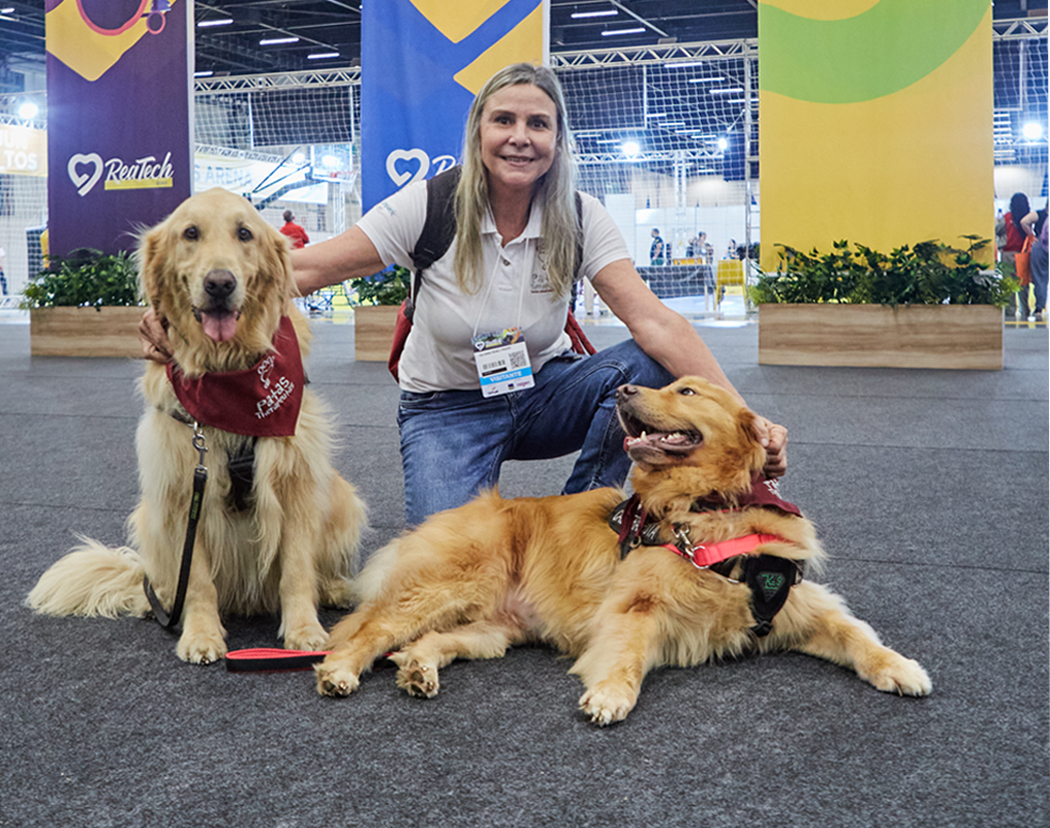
[283,622,329,654]
[392,656,441,699]
[314,661,360,698]
[864,653,933,697]
[578,683,637,726]
[176,631,227,665]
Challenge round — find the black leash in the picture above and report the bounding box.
[144,423,208,629]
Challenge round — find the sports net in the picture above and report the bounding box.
[0,21,1045,298]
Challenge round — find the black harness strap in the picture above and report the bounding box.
[144,425,208,630]
[607,494,804,637]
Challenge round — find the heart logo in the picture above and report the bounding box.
[68,153,103,197]
[385,149,430,188]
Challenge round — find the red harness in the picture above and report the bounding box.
[662,532,787,570]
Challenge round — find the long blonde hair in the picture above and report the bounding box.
[454,63,579,299]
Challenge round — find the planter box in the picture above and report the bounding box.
[758,303,1003,370]
[353,305,401,362]
[30,306,145,358]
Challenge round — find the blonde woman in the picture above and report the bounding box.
[143,64,787,526]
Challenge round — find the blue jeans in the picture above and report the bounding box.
[397,339,673,526]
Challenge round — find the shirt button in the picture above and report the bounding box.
[501,257,511,266]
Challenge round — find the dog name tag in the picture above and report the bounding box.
[472,328,534,398]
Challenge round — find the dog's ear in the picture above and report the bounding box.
[735,408,768,473]
[136,223,168,311]
[262,225,295,301]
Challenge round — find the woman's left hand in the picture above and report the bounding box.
[751,416,788,478]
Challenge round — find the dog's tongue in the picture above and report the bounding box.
[201,311,238,342]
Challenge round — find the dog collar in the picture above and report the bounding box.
[166,316,304,437]
[689,473,803,518]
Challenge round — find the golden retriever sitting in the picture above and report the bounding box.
[28,188,366,664]
[315,377,930,724]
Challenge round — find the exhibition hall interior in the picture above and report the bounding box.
[0,3,1047,827]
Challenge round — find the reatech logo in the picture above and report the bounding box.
[67,151,175,196]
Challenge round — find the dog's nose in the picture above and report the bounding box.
[616,384,639,403]
[204,270,237,300]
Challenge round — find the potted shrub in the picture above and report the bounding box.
[21,249,146,357]
[348,265,409,362]
[753,238,1014,370]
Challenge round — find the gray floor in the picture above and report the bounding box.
[0,312,1046,828]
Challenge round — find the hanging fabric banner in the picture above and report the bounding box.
[758,0,994,270]
[361,0,548,212]
[45,0,193,258]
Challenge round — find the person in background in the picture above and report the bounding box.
[996,192,1034,319]
[649,228,665,266]
[1021,200,1048,321]
[280,209,310,249]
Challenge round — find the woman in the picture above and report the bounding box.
[997,192,1034,319]
[145,64,786,526]
[1021,201,1048,321]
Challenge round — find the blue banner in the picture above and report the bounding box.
[360,0,547,212]
[45,0,193,257]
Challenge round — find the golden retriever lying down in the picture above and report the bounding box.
[315,377,930,724]
[28,188,366,663]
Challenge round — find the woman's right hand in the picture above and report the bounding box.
[139,308,174,364]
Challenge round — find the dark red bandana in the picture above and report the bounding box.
[692,473,803,517]
[166,316,304,437]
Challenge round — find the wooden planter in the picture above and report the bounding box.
[30,306,145,358]
[758,303,1003,370]
[353,304,401,362]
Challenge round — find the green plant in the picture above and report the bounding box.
[753,237,1018,308]
[349,265,410,306]
[20,249,142,310]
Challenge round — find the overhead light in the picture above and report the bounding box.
[308,51,341,60]
[601,27,645,36]
[717,138,728,150]
[194,70,214,78]
[1,7,15,14]
[197,18,233,28]
[687,76,725,83]
[292,153,307,164]
[622,140,641,157]
[572,9,618,18]
[646,113,667,119]
[17,101,38,119]
[260,36,300,45]
[1023,121,1044,141]
[711,87,745,95]
[664,62,705,69]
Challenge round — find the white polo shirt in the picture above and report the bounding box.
[357,180,629,393]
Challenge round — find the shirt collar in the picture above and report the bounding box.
[481,187,546,242]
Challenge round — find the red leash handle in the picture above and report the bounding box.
[225,648,330,672]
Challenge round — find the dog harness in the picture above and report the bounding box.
[608,475,805,637]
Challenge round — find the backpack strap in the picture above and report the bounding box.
[406,165,462,321]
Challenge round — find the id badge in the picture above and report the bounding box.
[472,328,534,398]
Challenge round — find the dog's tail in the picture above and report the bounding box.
[26,536,151,619]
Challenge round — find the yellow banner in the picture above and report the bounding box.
[759,1,994,268]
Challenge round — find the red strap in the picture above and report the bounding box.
[663,533,786,568]
[225,648,330,672]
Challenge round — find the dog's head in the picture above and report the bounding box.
[138,188,294,373]
[617,377,767,513]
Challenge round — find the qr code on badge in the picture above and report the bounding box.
[507,349,528,370]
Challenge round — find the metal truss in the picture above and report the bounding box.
[195,68,360,95]
[993,16,1049,40]
[551,38,756,71]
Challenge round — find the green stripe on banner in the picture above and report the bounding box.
[758,0,989,103]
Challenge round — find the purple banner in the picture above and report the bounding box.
[46,0,192,257]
